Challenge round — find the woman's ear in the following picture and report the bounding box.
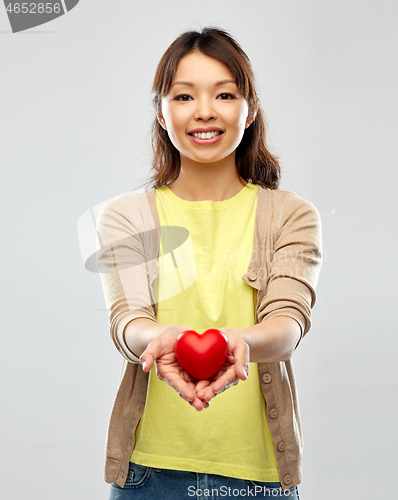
[157,111,167,131]
[245,109,257,129]
[245,100,258,129]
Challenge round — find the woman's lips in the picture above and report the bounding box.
[188,132,224,145]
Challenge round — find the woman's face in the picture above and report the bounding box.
[158,51,253,166]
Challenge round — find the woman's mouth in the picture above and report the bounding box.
[188,131,224,144]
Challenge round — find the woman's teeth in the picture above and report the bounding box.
[192,131,222,139]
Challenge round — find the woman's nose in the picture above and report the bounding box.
[193,98,216,121]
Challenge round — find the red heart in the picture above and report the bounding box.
[175,329,229,380]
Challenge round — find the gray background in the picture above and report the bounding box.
[1,1,397,499]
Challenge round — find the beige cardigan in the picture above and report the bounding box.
[96,185,322,489]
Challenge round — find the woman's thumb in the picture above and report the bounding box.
[140,351,154,372]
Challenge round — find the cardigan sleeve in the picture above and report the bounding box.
[96,196,157,363]
[257,192,322,348]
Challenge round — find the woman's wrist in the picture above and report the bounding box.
[124,318,167,359]
[234,317,301,363]
[124,319,189,361]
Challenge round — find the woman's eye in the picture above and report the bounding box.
[173,93,235,101]
[174,94,192,101]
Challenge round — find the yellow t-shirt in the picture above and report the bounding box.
[130,183,279,482]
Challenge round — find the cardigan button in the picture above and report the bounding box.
[247,270,257,281]
[262,373,272,384]
[269,408,278,418]
[278,441,285,452]
[283,474,292,485]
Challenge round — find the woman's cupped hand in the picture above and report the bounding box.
[140,326,249,411]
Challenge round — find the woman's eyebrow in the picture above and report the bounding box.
[172,79,236,87]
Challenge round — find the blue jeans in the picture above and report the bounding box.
[109,462,300,499]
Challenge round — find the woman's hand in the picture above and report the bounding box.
[140,325,210,411]
[140,326,249,409]
[195,328,249,403]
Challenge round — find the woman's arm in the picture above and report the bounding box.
[127,316,299,407]
[96,195,159,364]
[234,316,301,363]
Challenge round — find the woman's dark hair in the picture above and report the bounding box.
[147,26,280,190]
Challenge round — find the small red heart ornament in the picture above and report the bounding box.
[175,329,229,380]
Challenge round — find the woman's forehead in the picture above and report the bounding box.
[173,52,236,84]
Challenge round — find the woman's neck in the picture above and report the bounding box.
[167,156,247,202]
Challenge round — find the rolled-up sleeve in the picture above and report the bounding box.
[96,197,157,363]
[258,193,322,346]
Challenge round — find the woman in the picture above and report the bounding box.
[97,26,322,500]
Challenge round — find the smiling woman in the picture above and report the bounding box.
[149,28,281,197]
[96,26,322,500]
[156,51,252,181]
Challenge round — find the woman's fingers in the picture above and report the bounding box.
[194,378,211,400]
[198,340,249,403]
[190,397,207,411]
[194,331,250,403]
[224,329,250,379]
[178,378,211,411]
[233,341,250,381]
[140,342,160,372]
[201,371,239,402]
[140,325,182,371]
[155,359,201,404]
[156,365,211,411]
